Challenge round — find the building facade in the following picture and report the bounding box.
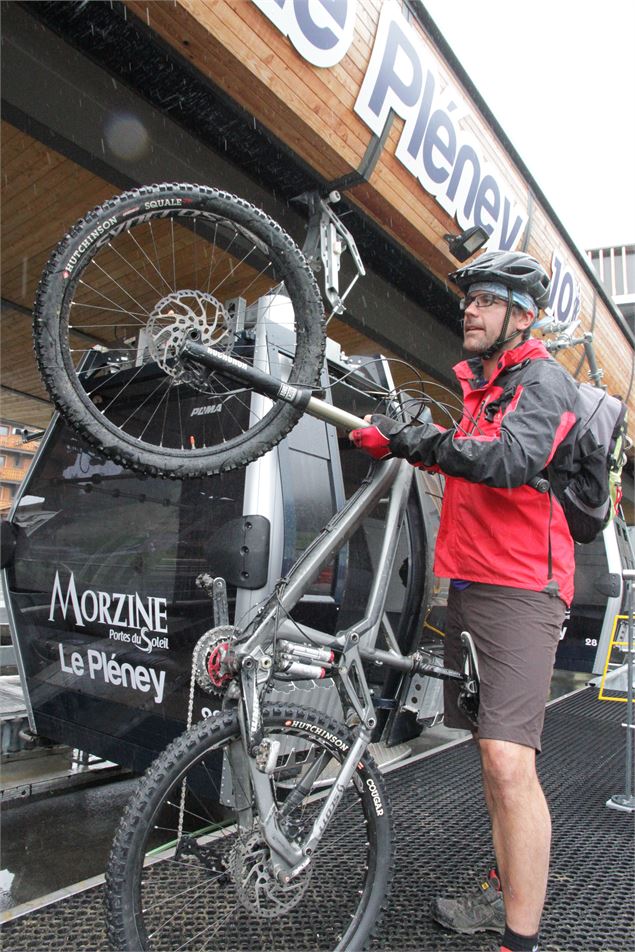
[0,421,39,519]
[587,243,635,336]
[1,0,634,443]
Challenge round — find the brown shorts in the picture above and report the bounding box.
[443,583,566,752]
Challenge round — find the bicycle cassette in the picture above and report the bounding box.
[193,626,239,695]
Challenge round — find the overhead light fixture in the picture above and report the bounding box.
[444,226,489,262]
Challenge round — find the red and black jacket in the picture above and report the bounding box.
[390,339,578,605]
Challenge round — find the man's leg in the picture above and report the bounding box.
[479,738,550,936]
[432,584,564,939]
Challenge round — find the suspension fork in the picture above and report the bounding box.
[236,659,375,881]
[292,726,372,870]
[232,660,307,878]
[242,711,374,881]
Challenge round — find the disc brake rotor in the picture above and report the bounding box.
[228,830,311,918]
[145,289,232,393]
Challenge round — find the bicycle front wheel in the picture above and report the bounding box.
[105,704,392,951]
[34,184,325,477]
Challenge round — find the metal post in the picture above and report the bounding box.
[606,568,635,813]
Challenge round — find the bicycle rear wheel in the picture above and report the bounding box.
[105,704,392,951]
[34,184,325,477]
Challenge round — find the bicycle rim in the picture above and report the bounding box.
[105,705,392,951]
[33,184,325,477]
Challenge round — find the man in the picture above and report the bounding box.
[350,250,578,952]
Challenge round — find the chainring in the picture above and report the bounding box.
[193,626,239,695]
[227,830,311,918]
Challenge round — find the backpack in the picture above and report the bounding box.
[547,384,629,544]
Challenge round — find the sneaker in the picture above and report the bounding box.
[431,869,506,935]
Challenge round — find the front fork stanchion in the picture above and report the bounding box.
[236,655,375,882]
[236,657,305,876]
[294,727,372,869]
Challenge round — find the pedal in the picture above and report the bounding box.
[401,646,444,726]
[458,631,480,726]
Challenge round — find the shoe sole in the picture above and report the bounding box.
[431,911,505,935]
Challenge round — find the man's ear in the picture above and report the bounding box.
[515,308,535,333]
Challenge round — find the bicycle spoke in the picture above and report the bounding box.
[36,185,324,476]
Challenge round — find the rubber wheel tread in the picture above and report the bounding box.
[104,703,393,951]
[33,184,326,478]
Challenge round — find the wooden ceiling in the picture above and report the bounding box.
[1,122,118,428]
[1,121,425,432]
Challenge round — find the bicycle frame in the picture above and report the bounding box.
[183,340,477,882]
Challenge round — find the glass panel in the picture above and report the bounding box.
[6,413,248,753]
[285,450,336,596]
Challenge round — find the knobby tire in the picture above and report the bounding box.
[33,184,325,478]
[105,704,392,951]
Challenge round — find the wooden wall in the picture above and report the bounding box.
[0,122,121,428]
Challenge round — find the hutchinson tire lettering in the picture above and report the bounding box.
[285,719,349,752]
[63,205,200,277]
[64,216,118,274]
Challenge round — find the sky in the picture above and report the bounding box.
[422,0,635,252]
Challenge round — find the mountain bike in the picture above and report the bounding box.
[32,183,480,950]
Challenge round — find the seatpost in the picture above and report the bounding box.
[181,339,370,432]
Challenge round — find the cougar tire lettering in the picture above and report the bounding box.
[365,776,385,816]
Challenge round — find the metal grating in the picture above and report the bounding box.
[2,688,633,951]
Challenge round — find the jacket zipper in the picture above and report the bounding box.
[467,394,490,435]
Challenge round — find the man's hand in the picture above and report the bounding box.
[349,414,405,460]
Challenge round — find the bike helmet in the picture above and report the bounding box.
[449,250,551,310]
